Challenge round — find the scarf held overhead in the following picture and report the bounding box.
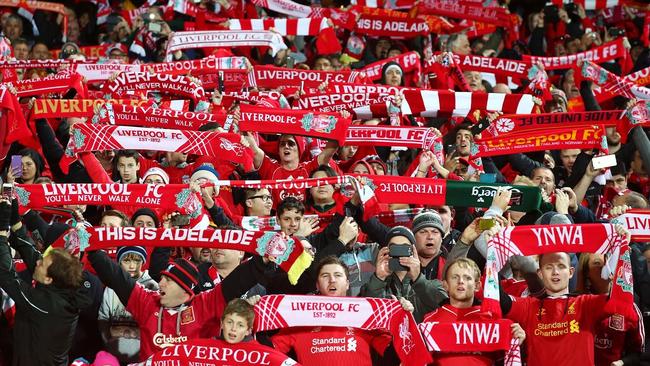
[611,209,650,241]
[523,38,626,70]
[165,30,287,59]
[239,105,350,145]
[482,224,635,320]
[62,226,311,284]
[30,99,152,119]
[101,72,205,103]
[62,124,252,172]
[253,295,432,365]
[94,103,227,130]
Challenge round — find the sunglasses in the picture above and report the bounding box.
[279,140,297,148]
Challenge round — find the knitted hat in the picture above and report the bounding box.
[412,211,445,235]
[116,246,147,264]
[131,208,160,227]
[385,226,416,246]
[141,167,169,184]
[534,211,574,225]
[160,258,199,296]
[190,165,220,184]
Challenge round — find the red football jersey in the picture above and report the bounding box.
[422,304,499,366]
[594,304,644,366]
[259,155,340,204]
[126,283,227,360]
[271,326,392,366]
[506,294,608,366]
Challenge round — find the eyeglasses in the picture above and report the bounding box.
[279,140,297,148]
[249,194,272,202]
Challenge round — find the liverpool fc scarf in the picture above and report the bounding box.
[72,63,140,82]
[419,319,521,366]
[58,226,312,284]
[250,0,313,17]
[12,72,86,97]
[30,99,153,119]
[249,65,368,91]
[471,125,606,159]
[611,209,650,241]
[141,56,250,76]
[354,90,536,119]
[253,295,433,365]
[579,60,650,101]
[523,38,626,70]
[482,224,635,321]
[239,105,351,144]
[346,125,442,150]
[0,59,80,69]
[417,0,511,27]
[62,124,252,172]
[101,72,205,103]
[134,339,301,366]
[296,92,390,113]
[228,18,330,36]
[165,30,287,60]
[450,54,530,80]
[14,183,204,216]
[0,87,33,157]
[94,103,227,130]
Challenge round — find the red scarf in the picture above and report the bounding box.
[0,87,33,158]
[471,125,606,159]
[0,59,79,69]
[482,224,636,321]
[346,125,442,150]
[551,0,621,10]
[135,339,301,366]
[296,92,390,113]
[101,72,205,104]
[249,65,369,91]
[30,99,152,119]
[239,105,350,145]
[14,72,86,98]
[449,53,530,80]
[419,319,521,366]
[59,226,311,285]
[61,124,252,172]
[523,38,626,70]
[417,0,511,27]
[250,0,313,17]
[95,103,227,130]
[355,13,429,38]
[253,295,432,365]
[15,183,203,216]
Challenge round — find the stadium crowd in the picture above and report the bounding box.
[0,0,649,365]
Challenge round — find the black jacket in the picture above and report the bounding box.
[0,226,90,366]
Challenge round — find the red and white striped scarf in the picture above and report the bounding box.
[353,90,536,119]
[552,0,621,10]
[251,0,314,17]
[165,30,287,60]
[229,17,330,36]
[296,92,390,113]
[254,295,432,365]
[611,209,650,241]
[94,103,227,131]
[580,60,650,101]
[249,65,368,91]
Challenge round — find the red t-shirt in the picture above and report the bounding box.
[258,155,339,204]
[594,305,644,366]
[271,326,392,366]
[506,294,608,366]
[422,304,498,366]
[126,282,227,360]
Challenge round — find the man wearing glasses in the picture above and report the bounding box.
[242,188,273,217]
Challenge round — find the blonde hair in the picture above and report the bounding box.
[443,257,481,282]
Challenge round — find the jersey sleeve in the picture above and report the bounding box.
[505,296,532,329]
[126,283,159,324]
[271,328,296,354]
[258,155,279,180]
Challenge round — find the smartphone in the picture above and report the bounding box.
[171,215,190,227]
[592,154,617,170]
[508,190,523,206]
[479,217,496,230]
[10,155,22,178]
[1,183,13,200]
[286,56,295,69]
[388,244,412,272]
[218,71,225,94]
[148,22,162,34]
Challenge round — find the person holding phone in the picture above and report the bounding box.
[360,226,447,322]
